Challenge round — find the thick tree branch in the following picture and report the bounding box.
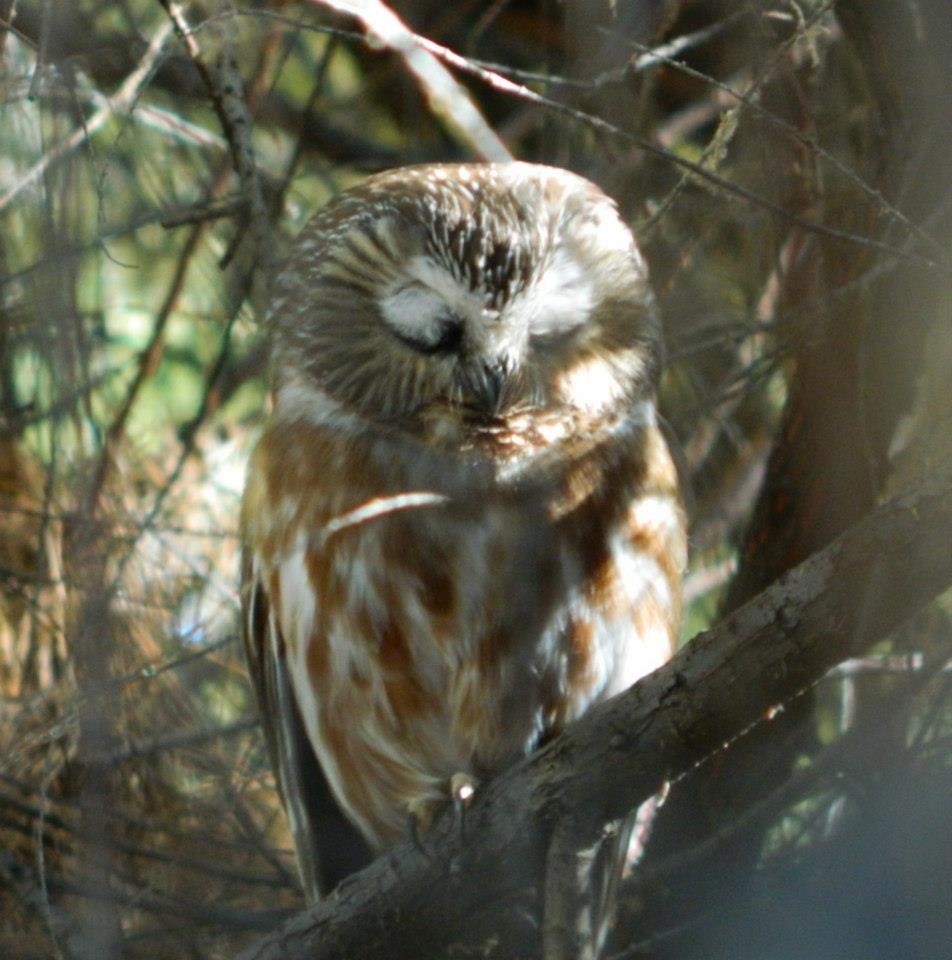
[238,471,952,960]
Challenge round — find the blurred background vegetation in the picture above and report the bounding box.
[0,1,949,958]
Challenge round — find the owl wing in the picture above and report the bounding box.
[241,550,372,901]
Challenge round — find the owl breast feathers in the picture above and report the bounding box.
[241,162,686,901]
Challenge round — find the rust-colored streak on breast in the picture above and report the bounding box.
[416,557,455,621]
[454,674,484,744]
[632,509,683,606]
[554,421,686,713]
[377,611,433,726]
[631,595,670,643]
[566,615,598,698]
[588,547,626,620]
[299,537,334,686]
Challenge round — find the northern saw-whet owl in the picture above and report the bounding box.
[241,162,686,946]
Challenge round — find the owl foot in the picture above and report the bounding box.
[449,771,477,842]
[405,772,478,861]
[450,771,476,806]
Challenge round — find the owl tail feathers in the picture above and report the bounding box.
[543,811,636,960]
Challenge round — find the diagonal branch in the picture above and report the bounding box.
[307,0,511,162]
[236,470,952,960]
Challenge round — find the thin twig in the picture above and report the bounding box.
[0,19,175,216]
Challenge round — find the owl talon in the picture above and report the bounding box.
[407,811,433,862]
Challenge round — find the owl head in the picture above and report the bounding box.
[270,163,661,440]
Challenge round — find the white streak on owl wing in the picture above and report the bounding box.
[241,551,371,900]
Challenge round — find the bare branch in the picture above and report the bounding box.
[0,19,175,216]
[305,0,511,162]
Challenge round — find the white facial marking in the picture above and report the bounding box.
[378,280,454,350]
[379,255,521,361]
[556,350,641,414]
[628,494,683,547]
[519,245,595,338]
[275,375,365,431]
[407,255,483,315]
[590,207,640,260]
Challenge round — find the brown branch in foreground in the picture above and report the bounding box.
[237,470,952,960]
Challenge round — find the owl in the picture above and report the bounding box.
[240,162,686,947]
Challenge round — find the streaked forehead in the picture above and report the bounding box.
[299,163,639,296]
[361,162,601,226]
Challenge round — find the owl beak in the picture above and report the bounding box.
[464,359,508,416]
